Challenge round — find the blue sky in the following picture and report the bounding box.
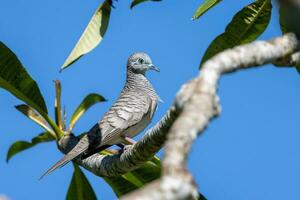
[1,0,300,199]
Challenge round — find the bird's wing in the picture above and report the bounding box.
[99,91,152,145]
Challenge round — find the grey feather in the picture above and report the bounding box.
[40,52,160,178]
[39,135,89,179]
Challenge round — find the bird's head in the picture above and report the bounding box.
[127,52,159,74]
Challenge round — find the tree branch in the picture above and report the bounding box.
[119,33,299,200]
[58,33,299,199]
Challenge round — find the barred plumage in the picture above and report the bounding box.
[40,52,160,179]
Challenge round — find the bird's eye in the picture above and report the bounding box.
[138,58,144,64]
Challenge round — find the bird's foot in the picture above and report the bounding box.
[122,136,137,145]
[104,149,119,155]
[116,143,133,153]
[123,144,133,152]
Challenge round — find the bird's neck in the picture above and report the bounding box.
[124,70,159,100]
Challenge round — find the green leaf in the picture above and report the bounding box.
[0,42,62,137]
[104,157,206,198]
[279,1,300,36]
[61,0,111,71]
[6,132,54,162]
[200,0,272,66]
[296,66,300,74]
[279,1,300,74]
[0,42,48,113]
[104,176,139,197]
[63,105,67,132]
[129,160,161,184]
[15,104,56,138]
[66,164,97,200]
[279,5,287,34]
[192,0,222,20]
[130,0,162,9]
[54,80,63,130]
[69,93,106,132]
[150,155,161,167]
[198,193,207,200]
[103,158,161,197]
[121,172,144,187]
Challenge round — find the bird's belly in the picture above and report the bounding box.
[124,111,152,138]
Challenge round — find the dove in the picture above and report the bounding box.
[41,52,160,178]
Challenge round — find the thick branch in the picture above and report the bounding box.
[78,104,182,177]
[120,34,299,200]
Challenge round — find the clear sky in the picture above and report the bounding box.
[1,0,300,199]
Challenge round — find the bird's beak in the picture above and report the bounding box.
[148,64,160,72]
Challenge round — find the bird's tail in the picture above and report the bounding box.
[39,135,89,180]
